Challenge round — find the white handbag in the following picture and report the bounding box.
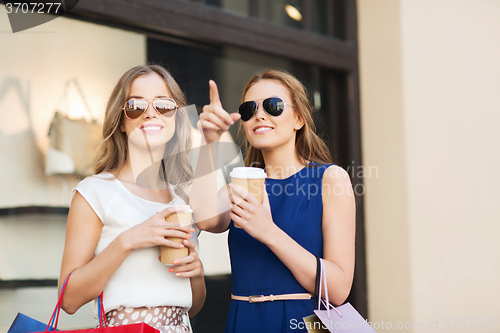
[45,78,101,177]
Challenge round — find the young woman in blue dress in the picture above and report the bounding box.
[196,69,356,332]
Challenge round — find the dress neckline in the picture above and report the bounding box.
[101,172,179,205]
[265,163,313,181]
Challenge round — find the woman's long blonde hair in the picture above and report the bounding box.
[239,69,332,168]
[93,65,192,202]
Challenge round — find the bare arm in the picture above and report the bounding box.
[193,80,240,233]
[189,143,232,233]
[168,239,206,317]
[194,184,232,233]
[188,275,206,317]
[229,165,356,305]
[58,193,193,314]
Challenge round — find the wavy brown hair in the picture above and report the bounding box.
[239,69,332,168]
[93,65,192,202]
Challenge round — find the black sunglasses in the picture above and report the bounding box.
[238,97,293,122]
[122,97,178,120]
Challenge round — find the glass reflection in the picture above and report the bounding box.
[260,0,302,29]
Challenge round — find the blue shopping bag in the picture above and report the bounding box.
[6,275,71,333]
[7,274,160,333]
[7,313,57,333]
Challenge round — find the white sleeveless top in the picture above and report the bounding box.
[72,172,198,313]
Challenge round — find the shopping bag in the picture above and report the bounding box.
[39,323,159,333]
[6,274,73,333]
[7,313,57,333]
[45,78,102,177]
[303,256,330,332]
[304,258,377,332]
[7,274,160,333]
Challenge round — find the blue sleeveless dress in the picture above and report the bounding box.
[225,163,333,333]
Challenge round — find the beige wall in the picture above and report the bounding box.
[358,0,500,331]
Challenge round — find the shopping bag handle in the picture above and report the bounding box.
[97,292,107,328]
[313,256,321,310]
[45,273,71,331]
[45,274,107,331]
[317,258,342,319]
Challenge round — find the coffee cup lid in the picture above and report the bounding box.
[229,167,267,179]
[177,205,193,213]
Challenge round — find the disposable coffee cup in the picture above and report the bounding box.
[160,206,193,265]
[229,167,267,228]
[164,205,194,227]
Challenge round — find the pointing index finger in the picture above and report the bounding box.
[209,80,222,107]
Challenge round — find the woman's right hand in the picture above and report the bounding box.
[119,206,194,252]
[198,80,241,143]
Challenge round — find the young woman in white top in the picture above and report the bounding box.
[58,65,205,333]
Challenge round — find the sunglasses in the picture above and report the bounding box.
[122,97,178,120]
[238,97,294,122]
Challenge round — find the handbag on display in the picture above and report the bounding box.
[45,78,102,177]
[303,257,377,333]
[7,274,160,333]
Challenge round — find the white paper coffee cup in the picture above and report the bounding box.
[230,167,267,228]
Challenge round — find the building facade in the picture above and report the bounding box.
[2,0,498,332]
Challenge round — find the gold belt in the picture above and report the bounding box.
[231,293,313,303]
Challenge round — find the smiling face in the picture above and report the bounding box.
[242,79,304,152]
[120,72,176,150]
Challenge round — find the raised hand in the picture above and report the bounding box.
[199,80,241,143]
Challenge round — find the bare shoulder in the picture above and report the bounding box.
[321,164,355,209]
[68,191,102,229]
[64,191,102,247]
[321,165,356,231]
[322,165,352,187]
[70,190,97,213]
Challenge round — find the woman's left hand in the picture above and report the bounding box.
[168,239,204,278]
[229,183,280,244]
